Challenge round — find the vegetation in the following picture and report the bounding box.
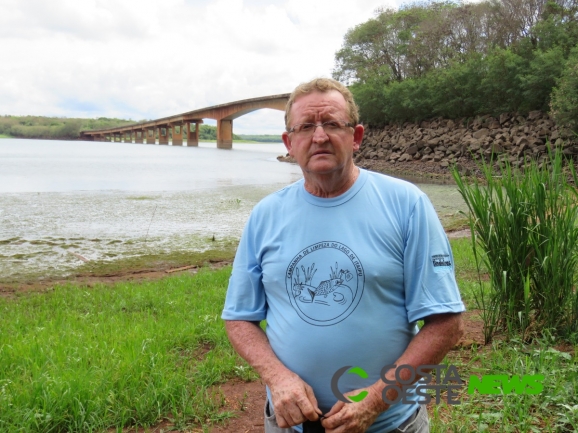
[333,0,578,129]
[0,116,136,140]
[236,134,282,143]
[0,241,576,432]
[0,267,256,432]
[196,125,241,141]
[453,149,578,343]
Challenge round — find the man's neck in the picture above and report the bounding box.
[303,165,360,198]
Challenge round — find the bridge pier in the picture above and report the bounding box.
[185,121,201,146]
[124,131,132,143]
[145,128,155,144]
[171,123,183,146]
[217,119,233,149]
[159,126,169,145]
[134,130,143,144]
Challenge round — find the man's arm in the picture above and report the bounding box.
[322,312,464,433]
[225,320,322,427]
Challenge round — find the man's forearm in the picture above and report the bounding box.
[225,320,322,426]
[224,320,290,384]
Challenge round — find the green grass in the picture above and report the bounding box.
[453,149,578,342]
[450,237,485,308]
[1,238,576,432]
[431,336,578,432]
[0,134,12,138]
[0,267,256,432]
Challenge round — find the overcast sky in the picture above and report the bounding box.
[0,0,401,134]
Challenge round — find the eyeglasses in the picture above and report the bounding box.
[287,120,354,137]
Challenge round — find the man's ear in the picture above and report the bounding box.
[282,132,293,156]
[352,124,364,152]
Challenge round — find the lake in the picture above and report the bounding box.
[0,138,466,281]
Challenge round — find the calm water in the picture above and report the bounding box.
[0,139,465,280]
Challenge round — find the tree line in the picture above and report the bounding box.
[0,116,282,142]
[0,116,135,140]
[333,0,578,130]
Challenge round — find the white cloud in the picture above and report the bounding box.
[0,0,398,133]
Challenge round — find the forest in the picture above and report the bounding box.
[333,0,578,129]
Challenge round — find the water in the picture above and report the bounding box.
[0,139,466,281]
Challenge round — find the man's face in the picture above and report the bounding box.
[282,90,363,177]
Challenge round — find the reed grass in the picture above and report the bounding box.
[453,149,578,342]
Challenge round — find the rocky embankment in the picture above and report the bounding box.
[356,111,577,178]
[278,111,578,180]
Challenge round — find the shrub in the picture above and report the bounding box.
[550,47,578,132]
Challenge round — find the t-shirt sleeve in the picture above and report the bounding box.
[403,194,466,323]
[221,212,268,322]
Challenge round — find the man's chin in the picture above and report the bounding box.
[304,161,343,175]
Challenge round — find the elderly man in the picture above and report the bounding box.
[222,78,465,433]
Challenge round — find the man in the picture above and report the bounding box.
[222,78,465,433]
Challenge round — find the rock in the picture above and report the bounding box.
[528,110,542,121]
[399,153,412,162]
[473,128,489,139]
[406,145,419,155]
[499,113,511,124]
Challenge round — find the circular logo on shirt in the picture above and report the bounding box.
[285,241,365,326]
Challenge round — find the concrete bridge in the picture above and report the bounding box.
[80,93,290,149]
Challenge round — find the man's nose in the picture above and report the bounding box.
[311,124,329,143]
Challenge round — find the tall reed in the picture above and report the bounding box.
[453,149,578,342]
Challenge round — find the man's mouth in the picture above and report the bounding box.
[312,150,332,156]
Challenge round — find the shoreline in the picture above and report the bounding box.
[277,153,480,183]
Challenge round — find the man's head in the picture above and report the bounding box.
[281,79,364,193]
[284,78,359,130]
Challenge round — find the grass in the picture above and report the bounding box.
[430,336,578,432]
[0,267,257,432]
[453,149,578,342]
[0,134,12,138]
[1,240,577,432]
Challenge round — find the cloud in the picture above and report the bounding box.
[0,0,398,133]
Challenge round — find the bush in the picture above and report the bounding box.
[550,47,578,132]
[453,149,578,343]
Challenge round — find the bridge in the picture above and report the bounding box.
[80,93,290,149]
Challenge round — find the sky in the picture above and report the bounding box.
[0,0,401,134]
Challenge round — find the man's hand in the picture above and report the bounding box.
[269,370,322,427]
[224,320,322,427]
[321,386,386,433]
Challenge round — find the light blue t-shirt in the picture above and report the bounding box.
[222,169,465,432]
